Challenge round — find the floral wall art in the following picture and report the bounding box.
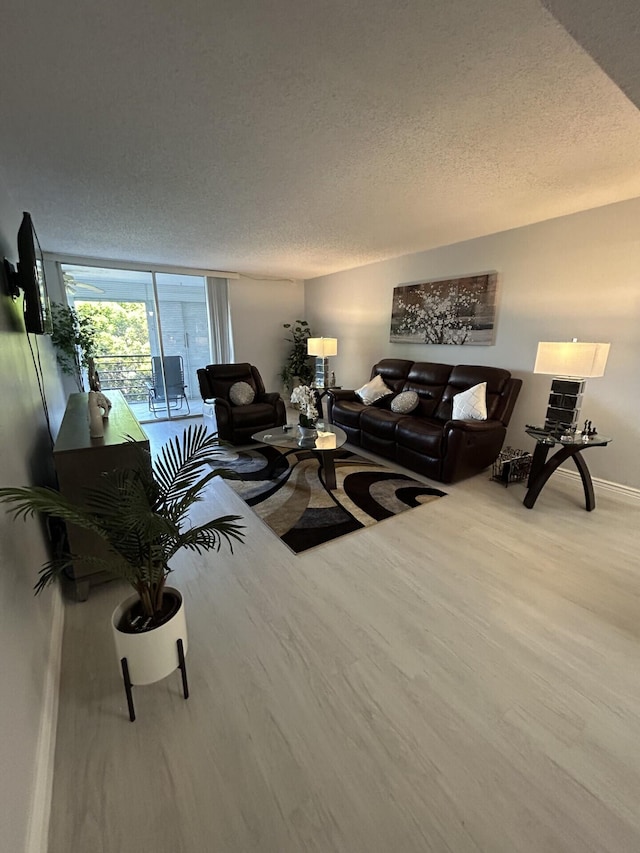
[389,272,498,345]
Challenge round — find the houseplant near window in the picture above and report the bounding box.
[280,320,315,390]
[50,302,97,392]
[0,425,244,718]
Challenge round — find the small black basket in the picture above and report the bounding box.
[491,447,532,487]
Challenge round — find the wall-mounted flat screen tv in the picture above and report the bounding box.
[17,211,52,335]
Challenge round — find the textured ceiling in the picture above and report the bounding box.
[1,0,639,279]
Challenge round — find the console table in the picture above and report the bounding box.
[523,429,611,511]
[53,390,149,600]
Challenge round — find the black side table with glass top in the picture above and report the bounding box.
[313,386,342,424]
[523,428,611,511]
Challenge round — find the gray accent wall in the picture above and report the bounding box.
[229,275,305,396]
[304,197,640,490]
[0,185,66,851]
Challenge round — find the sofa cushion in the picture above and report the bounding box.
[402,362,453,417]
[396,418,444,457]
[370,359,414,393]
[452,382,487,420]
[391,391,419,414]
[356,373,393,405]
[435,365,512,421]
[361,407,404,439]
[229,381,255,406]
[231,402,276,425]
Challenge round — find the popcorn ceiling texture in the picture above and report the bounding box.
[1,0,639,279]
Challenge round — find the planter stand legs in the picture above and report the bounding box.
[177,638,189,699]
[119,638,189,722]
[120,656,136,722]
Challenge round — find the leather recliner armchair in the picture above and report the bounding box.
[197,362,286,444]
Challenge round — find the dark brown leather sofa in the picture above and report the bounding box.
[197,362,286,444]
[327,359,522,483]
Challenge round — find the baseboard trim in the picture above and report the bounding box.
[556,467,640,501]
[25,584,65,853]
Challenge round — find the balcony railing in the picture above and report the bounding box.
[95,354,152,403]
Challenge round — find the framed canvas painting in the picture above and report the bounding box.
[390,273,498,345]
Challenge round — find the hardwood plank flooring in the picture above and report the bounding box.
[47,418,640,852]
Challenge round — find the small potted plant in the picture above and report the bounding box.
[0,425,245,719]
[290,385,319,443]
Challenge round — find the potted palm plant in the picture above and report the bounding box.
[0,424,244,719]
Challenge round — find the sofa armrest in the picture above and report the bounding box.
[326,389,358,424]
[210,397,232,440]
[327,389,358,402]
[441,419,507,483]
[258,392,281,405]
[444,418,504,434]
[212,396,232,411]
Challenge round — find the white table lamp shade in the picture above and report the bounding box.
[307,337,338,357]
[533,342,610,378]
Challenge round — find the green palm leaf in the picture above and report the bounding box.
[154,425,225,503]
[0,426,247,619]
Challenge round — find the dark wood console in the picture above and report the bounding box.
[53,390,149,600]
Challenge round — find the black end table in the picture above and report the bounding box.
[523,429,611,511]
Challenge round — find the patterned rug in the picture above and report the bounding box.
[213,445,446,554]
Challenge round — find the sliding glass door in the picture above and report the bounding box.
[153,272,209,417]
[62,264,210,422]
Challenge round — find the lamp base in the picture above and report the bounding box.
[314,357,329,389]
[544,377,586,434]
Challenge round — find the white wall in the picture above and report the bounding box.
[229,275,306,394]
[305,197,640,489]
[0,185,66,850]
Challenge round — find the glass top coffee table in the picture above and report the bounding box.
[251,424,347,490]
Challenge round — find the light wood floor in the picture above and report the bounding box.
[48,418,640,852]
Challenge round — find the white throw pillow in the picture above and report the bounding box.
[229,381,255,406]
[356,374,393,405]
[452,382,487,420]
[390,390,419,414]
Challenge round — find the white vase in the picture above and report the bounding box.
[111,586,187,685]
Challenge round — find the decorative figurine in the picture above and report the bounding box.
[581,419,594,442]
[94,391,112,417]
[88,391,105,438]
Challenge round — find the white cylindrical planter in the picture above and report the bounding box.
[111,587,188,685]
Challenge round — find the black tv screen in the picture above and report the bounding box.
[17,212,51,335]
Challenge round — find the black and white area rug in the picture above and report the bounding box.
[214,445,446,554]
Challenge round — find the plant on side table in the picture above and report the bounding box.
[0,424,245,721]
